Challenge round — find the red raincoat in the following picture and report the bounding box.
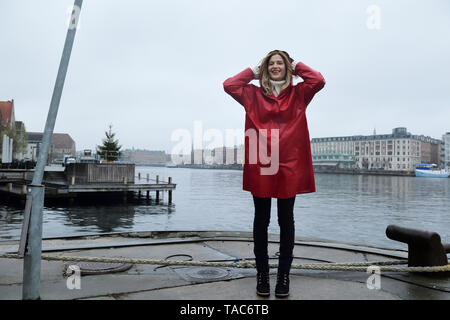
[223,61,325,198]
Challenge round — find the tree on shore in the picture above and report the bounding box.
[0,119,27,161]
[97,124,122,161]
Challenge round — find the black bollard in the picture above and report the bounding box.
[386,225,449,267]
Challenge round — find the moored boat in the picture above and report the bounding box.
[415,163,449,178]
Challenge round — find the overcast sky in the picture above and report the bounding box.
[1,0,449,153]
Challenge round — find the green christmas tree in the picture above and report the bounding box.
[97,124,122,161]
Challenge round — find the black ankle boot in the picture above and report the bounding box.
[275,271,290,297]
[256,272,270,297]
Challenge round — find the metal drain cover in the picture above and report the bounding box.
[187,267,230,280]
[173,267,242,283]
[64,261,133,276]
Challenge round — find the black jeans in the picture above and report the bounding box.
[252,195,296,273]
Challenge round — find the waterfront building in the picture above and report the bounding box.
[25,132,76,164]
[13,121,27,161]
[192,149,204,165]
[443,132,450,169]
[225,146,234,165]
[236,144,245,165]
[170,153,191,165]
[207,146,231,165]
[220,145,244,165]
[171,144,246,167]
[0,100,15,129]
[213,147,225,165]
[311,127,442,171]
[120,149,168,165]
[0,101,15,163]
[199,145,245,165]
[312,153,356,169]
[0,100,27,162]
[202,148,214,165]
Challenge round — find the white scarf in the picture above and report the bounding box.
[269,80,286,97]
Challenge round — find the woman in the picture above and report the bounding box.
[223,50,325,297]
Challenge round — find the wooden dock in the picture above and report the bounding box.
[0,163,176,204]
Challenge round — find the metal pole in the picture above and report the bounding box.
[22,185,44,300]
[21,0,83,300]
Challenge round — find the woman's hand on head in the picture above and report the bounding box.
[252,58,264,79]
[252,65,260,79]
[291,60,297,72]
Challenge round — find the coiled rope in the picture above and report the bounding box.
[1,253,449,273]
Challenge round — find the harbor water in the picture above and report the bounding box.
[1,167,449,250]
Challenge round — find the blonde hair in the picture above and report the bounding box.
[260,50,293,96]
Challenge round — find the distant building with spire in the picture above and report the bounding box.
[311,127,443,171]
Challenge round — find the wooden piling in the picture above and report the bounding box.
[156,175,159,202]
[168,177,172,204]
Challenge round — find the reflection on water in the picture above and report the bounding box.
[58,205,136,233]
[302,174,450,249]
[1,168,449,250]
